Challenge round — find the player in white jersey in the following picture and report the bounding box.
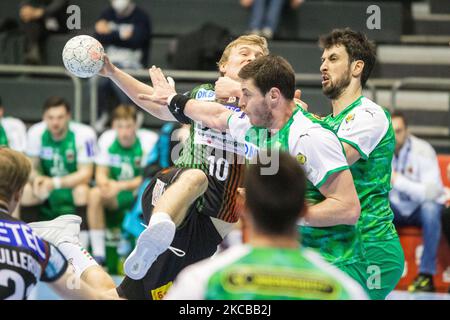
[87,104,158,265]
[0,97,27,152]
[20,96,96,249]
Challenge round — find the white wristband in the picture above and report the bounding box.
[52,177,62,189]
[167,93,177,106]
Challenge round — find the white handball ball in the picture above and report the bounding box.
[62,35,104,78]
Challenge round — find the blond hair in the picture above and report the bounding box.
[0,148,31,203]
[217,35,269,72]
[112,104,137,123]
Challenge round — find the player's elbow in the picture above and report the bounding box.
[346,199,361,225]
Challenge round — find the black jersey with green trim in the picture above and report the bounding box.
[174,84,246,223]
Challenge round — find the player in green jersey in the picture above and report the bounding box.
[166,152,367,300]
[141,55,364,280]
[20,96,97,249]
[87,105,158,271]
[319,28,404,299]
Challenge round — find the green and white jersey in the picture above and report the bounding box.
[227,104,364,266]
[165,245,367,300]
[96,129,158,181]
[323,96,398,242]
[26,121,97,177]
[0,117,27,152]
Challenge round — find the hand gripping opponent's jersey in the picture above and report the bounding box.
[165,245,367,300]
[26,121,97,177]
[227,104,365,267]
[175,84,247,223]
[0,211,68,300]
[96,129,159,181]
[323,96,398,242]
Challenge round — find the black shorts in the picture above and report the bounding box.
[116,167,223,300]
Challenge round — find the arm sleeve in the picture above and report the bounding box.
[139,130,159,167]
[227,112,251,144]
[75,127,97,165]
[4,119,27,152]
[95,132,111,167]
[337,106,389,160]
[25,124,44,158]
[292,127,349,188]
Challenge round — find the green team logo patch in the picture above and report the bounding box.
[221,266,340,299]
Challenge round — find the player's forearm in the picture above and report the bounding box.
[59,166,93,188]
[185,99,231,131]
[117,176,142,192]
[305,198,360,227]
[109,67,175,121]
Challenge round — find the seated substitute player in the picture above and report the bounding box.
[35,35,271,300]
[20,96,96,249]
[87,104,158,267]
[0,96,28,219]
[0,96,27,152]
[165,152,367,300]
[139,55,364,286]
[0,147,114,300]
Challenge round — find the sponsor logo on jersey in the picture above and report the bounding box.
[345,113,355,124]
[151,281,173,300]
[152,179,166,206]
[66,149,75,162]
[223,104,241,113]
[109,154,122,167]
[0,220,47,261]
[227,96,237,104]
[85,140,95,158]
[223,267,339,299]
[41,147,53,160]
[134,156,141,168]
[296,153,307,165]
[195,88,216,101]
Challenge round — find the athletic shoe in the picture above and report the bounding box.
[29,215,82,247]
[123,219,177,280]
[408,274,435,292]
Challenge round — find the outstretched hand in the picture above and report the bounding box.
[138,66,176,105]
[98,54,115,77]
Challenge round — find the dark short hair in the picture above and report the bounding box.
[391,110,408,128]
[319,28,376,86]
[238,55,295,100]
[0,96,3,108]
[244,152,306,236]
[43,96,71,113]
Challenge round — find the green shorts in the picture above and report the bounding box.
[362,237,405,300]
[105,190,136,229]
[338,260,371,295]
[40,189,76,220]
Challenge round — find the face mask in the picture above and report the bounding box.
[111,0,131,14]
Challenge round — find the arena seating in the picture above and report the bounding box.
[396,154,450,293]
